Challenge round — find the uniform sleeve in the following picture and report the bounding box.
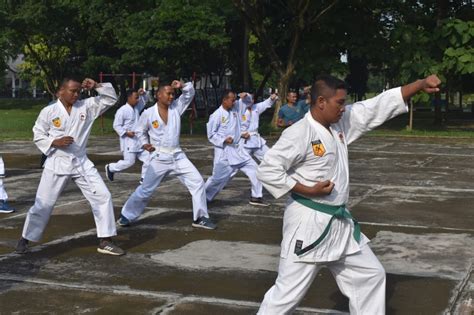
[84,82,118,119]
[257,128,305,199]
[136,110,150,147]
[340,87,407,145]
[32,108,56,155]
[255,97,275,113]
[112,107,127,137]
[136,94,148,113]
[206,112,226,148]
[173,82,195,115]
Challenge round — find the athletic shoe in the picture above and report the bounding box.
[249,197,270,207]
[105,164,114,181]
[117,215,131,227]
[192,216,217,230]
[97,239,125,256]
[0,200,15,213]
[15,237,29,254]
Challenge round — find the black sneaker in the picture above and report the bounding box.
[97,239,125,256]
[117,214,131,227]
[192,216,217,230]
[105,164,114,182]
[15,237,29,254]
[0,200,15,213]
[249,197,270,207]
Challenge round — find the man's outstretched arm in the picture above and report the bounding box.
[401,74,441,101]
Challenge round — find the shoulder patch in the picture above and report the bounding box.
[311,140,325,157]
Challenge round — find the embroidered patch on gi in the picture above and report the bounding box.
[52,117,61,128]
[221,116,227,123]
[311,140,325,157]
[80,113,86,121]
[152,120,159,128]
[242,115,247,121]
[295,240,303,253]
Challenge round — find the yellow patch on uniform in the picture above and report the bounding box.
[311,140,325,157]
[152,120,159,128]
[221,116,227,123]
[242,115,247,121]
[52,117,61,128]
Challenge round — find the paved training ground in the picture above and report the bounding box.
[0,135,473,314]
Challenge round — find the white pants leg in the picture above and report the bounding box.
[239,159,263,198]
[258,245,386,315]
[258,255,321,314]
[22,169,70,242]
[109,151,137,173]
[205,160,234,201]
[252,144,269,162]
[172,158,209,221]
[22,167,117,242]
[121,158,171,221]
[73,167,117,238]
[137,150,150,180]
[0,156,7,200]
[328,245,386,314]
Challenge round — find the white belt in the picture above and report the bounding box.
[157,146,181,154]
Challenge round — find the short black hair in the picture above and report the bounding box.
[311,75,347,105]
[220,89,235,103]
[58,77,81,91]
[126,88,138,98]
[156,83,172,95]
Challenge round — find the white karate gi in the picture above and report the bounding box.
[22,83,118,242]
[0,156,8,200]
[108,95,150,179]
[257,87,407,315]
[239,95,275,161]
[205,97,263,201]
[121,83,209,222]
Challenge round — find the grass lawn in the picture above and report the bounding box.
[1,99,473,141]
[0,98,116,140]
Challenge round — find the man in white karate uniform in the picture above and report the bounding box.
[118,80,216,230]
[257,74,441,314]
[239,93,278,161]
[205,90,269,206]
[16,77,125,256]
[0,156,15,213]
[105,88,150,183]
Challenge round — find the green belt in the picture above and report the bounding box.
[291,193,361,256]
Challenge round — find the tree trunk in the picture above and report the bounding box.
[271,68,291,128]
[242,19,251,91]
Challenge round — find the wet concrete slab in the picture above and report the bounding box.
[0,135,472,314]
[0,281,167,314]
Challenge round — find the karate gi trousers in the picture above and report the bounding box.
[258,244,386,315]
[244,144,269,162]
[0,156,7,200]
[108,150,150,179]
[205,157,263,202]
[122,156,209,221]
[22,167,117,242]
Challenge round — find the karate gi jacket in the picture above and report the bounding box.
[34,83,117,176]
[136,82,194,161]
[113,94,148,153]
[258,87,407,262]
[207,98,251,166]
[239,96,275,149]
